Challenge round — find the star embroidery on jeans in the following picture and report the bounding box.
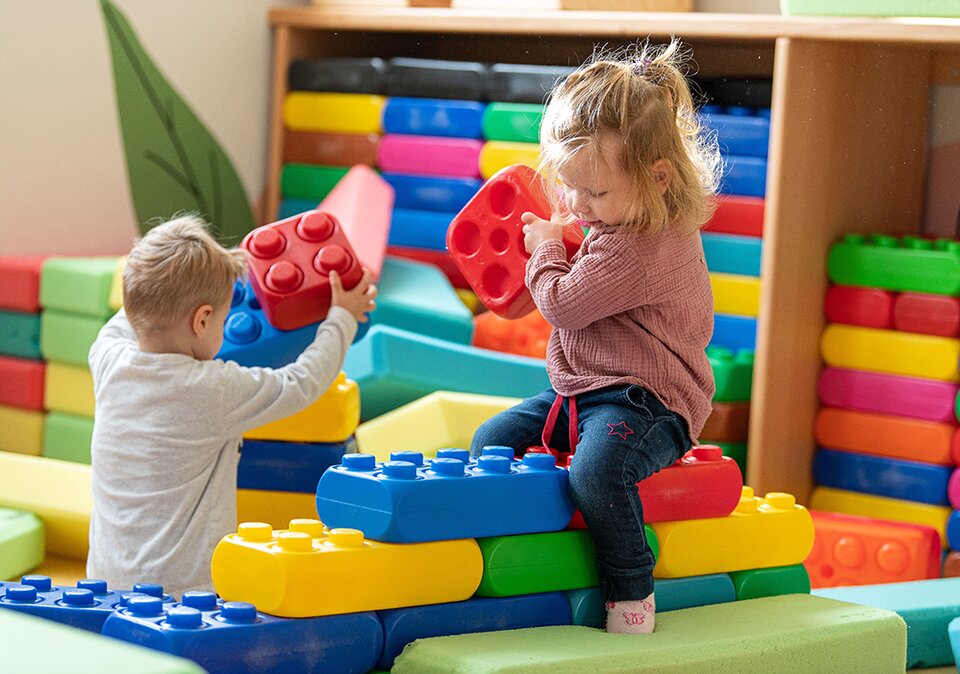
[607,421,634,440]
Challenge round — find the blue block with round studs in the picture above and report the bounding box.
[315,447,575,543]
[101,594,383,674]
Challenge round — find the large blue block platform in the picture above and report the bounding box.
[382,173,481,213]
[388,208,455,252]
[702,232,762,277]
[813,448,951,506]
[238,439,350,493]
[710,313,757,352]
[383,97,485,138]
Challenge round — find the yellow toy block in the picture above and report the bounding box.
[652,487,814,578]
[283,92,385,134]
[44,362,95,417]
[355,391,521,462]
[710,273,761,317]
[456,289,482,314]
[479,141,541,180]
[108,257,125,311]
[821,324,960,383]
[811,486,950,549]
[244,372,359,443]
[236,489,318,530]
[0,452,91,559]
[211,521,482,617]
[0,405,44,456]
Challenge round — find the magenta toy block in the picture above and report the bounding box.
[894,292,960,338]
[447,164,585,318]
[377,134,483,178]
[241,210,365,331]
[317,164,394,280]
[0,257,45,313]
[819,366,958,424]
[824,286,893,329]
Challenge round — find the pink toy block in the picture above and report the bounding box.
[0,257,45,312]
[447,165,585,318]
[377,135,483,179]
[824,286,893,329]
[949,469,960,509]
[241,211,365,331]
[894,292,960,338]
[818,366,958,424]
[317,165,394,280]
[0,355,45,411]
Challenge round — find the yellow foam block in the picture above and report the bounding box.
[244,372,359,443]
[479,141,541,180]
[821,324,960,383]
[283,92,385,134]
[211,520,482,617]
[710,273,761,317]
[236,489,318,530]
[811,486,950,549]
[44,362,95,417]
[652,487,813,578]
[456,289,482,314]
[108,257,125,311]
[0,405,44,456]
[355,391,521,462]
[0,452,91,559]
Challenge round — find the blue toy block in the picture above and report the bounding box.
[703,112,770,158]
[720,155,767,197]
[238,439,350,493]
[368,257,474,344]
[710,313,757,351]
[388,208,455,252]
[382,173,481,213]
[377,592,572,670]
[702,232,763,277]
[101,595,383,674]
[757,108,772,120]
[278,198,318,220]
[565,574,736,628]
[317,449,574,542]
[344,324,550,418]
[383,97,485,139]
[813,448,951,506]
[0,310,41,360]
[814,577,960,668]
[946,510,960,550]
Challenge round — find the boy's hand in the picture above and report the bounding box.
[329,268,377,322]
[521,211,563,254]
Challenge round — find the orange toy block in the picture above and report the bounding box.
[943,551,960,577]
[472,309,551,359]
[815,407,955,466]
[805,510,941,588]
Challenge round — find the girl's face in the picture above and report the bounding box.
[557,135,631,228]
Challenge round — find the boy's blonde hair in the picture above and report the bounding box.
[123,215,247,332]
[540,38,721,235]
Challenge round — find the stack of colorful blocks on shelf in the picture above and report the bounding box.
[810,233,960,582]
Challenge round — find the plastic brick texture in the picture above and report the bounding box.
[385,57,486,100]
[703,195,764,237]
[283,92,385,134]
[39,257,118,319]
[237,439,348,493]
[893,291,960,337]
[280,163,349,201]
[707,347,754,402]
[282,130,379,167]
[39,311,107,367]
[729,564,811,600]
[478,141,540,179]
[388,208,456,251]
[827,234,960,296]
[701,402,751,443]
[482,103,544,143]
[244,371,359,443]
[710,272,760,316]
[288,57,386,94]
[824,286,894,329]
[382,173,481,213]
[0,355,44,410]
[484,63,574,104]
[710,313,757,351]
[821,324,960,382]
[819,367,958,423]
[0,257,45,312]
[815,407,954,465]
[383,97,484,138]
[813,448,951,505]
[701,233,762,277]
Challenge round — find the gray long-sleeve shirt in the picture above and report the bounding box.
[86,307,357,597]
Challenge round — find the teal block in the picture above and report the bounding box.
[40,257,118,319]
[0,310,41,360]
[566,574,736,628]
[344,325,550,419]
[370,257,474,344]
[948,616,960,668]
[0,508,44,581]
[813,577,960,667]
[42,412,94,465]
[40,311,108,367]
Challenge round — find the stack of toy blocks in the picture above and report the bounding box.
[810,233,960,584]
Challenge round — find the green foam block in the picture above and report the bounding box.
[0,508,44,581]
[730,564,811,601]
[707,346,754,402]
[43,412,94,464]
[392,594,906,674]
[281,163,349,201]
[40,311,108,367]
[40,257,118,319]
[0,310,41,360]
[482,103,544,143]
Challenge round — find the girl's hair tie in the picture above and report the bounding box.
[636,58,653,76]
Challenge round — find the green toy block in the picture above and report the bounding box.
[39,257,118,319]
[707,346,754,402]
[0,310,41,360]
[482,102,544,143]
[701,440,747,474]
[475,528,657,597]
[0,609,206,674]
[729,564,810,601]
[782,0,960,17]
[42,412,94,465]
[392,594,906,674]
[827,234,960,296]
[0,508,44,581]
[40,311,108,367]
[280,163,349,201]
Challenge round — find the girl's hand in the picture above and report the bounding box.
[329,268,377,322]
[521,212,563,254]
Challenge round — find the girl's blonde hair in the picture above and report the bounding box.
[540,38,721,235]
[123,214,247,332]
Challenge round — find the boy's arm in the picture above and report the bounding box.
[88,309,137,383]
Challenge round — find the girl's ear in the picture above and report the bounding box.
[191,304,214,337]
[650,159,673,195]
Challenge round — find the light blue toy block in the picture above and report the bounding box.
[39,257,117,319]
[702,232,763,277]
[710,313,757,351]
[344,324,550,418]
[382,173,481,213]
[703,112,770,158]
[388,208,455,252]
[383,97,485,138]
[721,155,767,197]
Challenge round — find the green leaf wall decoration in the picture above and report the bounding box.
[100,0,256,244]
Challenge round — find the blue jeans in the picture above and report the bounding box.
[470,385,692,602]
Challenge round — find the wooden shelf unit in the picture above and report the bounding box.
[266,6,960,503]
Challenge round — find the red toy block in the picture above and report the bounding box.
[387,246,469,290]
[0,355,45,410]
[241,211,364,331]
[447,165,585,318]
[0,257,45,312]
[824,286,893,330]
[703,195,764,237]
[804,510,940,589]
[566,445,743,528]
[472,309,551,359]
[893,292,960,338]
[317,164,394,280]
